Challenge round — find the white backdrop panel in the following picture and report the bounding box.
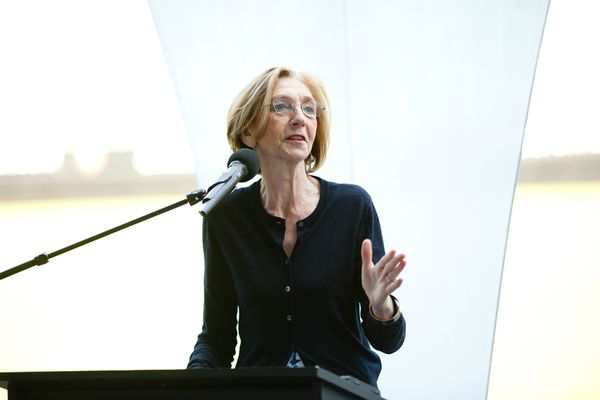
[148,1,549,398]
[344,2,549,398]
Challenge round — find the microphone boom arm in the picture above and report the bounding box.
[0,188,207,281]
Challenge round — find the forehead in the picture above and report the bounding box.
[273,77,314,98]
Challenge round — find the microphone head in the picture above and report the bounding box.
[227,148,260,182]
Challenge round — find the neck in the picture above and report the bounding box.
[259,164,319,220]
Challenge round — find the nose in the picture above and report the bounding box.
[289,105,306,126]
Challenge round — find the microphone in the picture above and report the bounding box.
[199,149,260,217]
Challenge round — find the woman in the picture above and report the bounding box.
[187,67,406,388]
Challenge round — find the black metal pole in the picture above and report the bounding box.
[0,188,206,281]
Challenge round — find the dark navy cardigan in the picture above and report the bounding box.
[187,177,406,387]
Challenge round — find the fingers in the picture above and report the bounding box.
[377,251,405,277]
[382,253,406,281]
[362,239,407,292]
[379,252,406,295]
[375,248,397,271]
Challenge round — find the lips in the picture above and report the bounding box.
[286,135,306,141]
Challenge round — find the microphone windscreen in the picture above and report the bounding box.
[227,148,260,182]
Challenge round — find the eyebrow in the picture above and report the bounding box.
[272,95,317,103]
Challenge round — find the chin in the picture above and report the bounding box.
[280,150,310,163]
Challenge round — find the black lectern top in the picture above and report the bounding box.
[0,367,386,400]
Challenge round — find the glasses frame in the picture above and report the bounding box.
[266,98,325,118]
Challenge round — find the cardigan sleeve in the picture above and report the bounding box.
[187,216,238,368]
[357,193,406,354]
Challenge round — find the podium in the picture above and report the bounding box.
[0,367,385,400]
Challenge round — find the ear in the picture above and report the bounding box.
[240,129,256,149]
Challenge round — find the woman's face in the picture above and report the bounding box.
[245,77,318,169]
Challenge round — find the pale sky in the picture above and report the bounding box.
[521,0,600,158]
[0,1,192,175]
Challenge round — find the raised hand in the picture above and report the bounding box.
[361,238,406,320]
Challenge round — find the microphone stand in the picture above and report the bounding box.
[0,188,207,281]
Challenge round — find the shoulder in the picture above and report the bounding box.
[208,180,259,219]
[226,180,258,203]
[317,178,371,202]
[317,177,375,208]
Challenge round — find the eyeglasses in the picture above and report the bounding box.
[268,98,325,118]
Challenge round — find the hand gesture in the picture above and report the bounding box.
[361,239,406,320]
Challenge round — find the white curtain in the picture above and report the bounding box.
[148,1,549,398]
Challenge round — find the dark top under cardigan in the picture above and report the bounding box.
[187,176,406,387]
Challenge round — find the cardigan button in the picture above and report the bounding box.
[284,285,291,293]
[283,259,290,267]
[286,314,293,322]
[297,221,304,227]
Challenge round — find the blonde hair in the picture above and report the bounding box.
[226,67,331,172]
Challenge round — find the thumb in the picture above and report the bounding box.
[361,239,372,272]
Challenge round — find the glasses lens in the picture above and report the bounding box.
[301,102,319,117]
[272,100,293,115]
